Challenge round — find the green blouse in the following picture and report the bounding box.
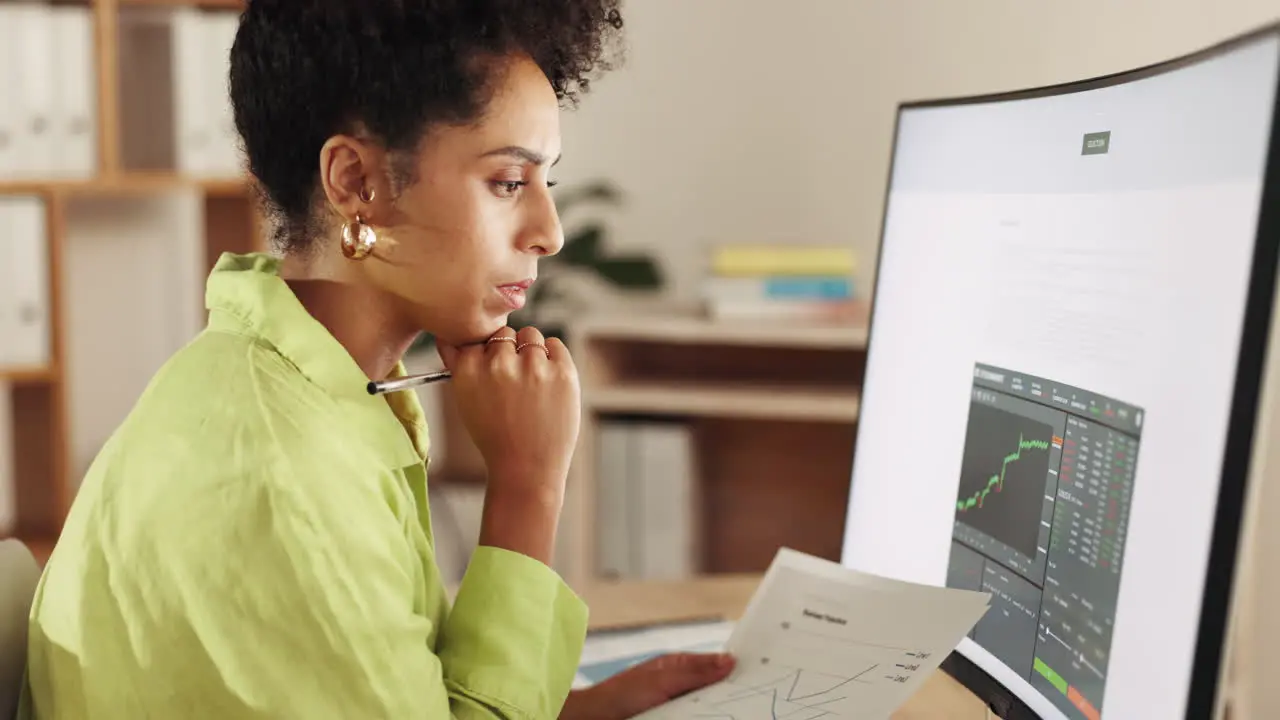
[21,252,587,719]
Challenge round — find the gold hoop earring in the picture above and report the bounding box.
[358,186,376,204]
[341,212,376,260]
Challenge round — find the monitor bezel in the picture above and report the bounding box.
[849,20,1280,720]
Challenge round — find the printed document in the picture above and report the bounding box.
[629,548,991,719]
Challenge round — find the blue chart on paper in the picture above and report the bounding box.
[577,641,726,685]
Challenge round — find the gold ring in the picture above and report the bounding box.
[486,336,517,346]
[516,342,551,358]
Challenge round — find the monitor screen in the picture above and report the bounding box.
[841,27,1280,720]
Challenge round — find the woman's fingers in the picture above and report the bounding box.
[485,325,519,358]
[515,326,550,360]
[545,336,574,369]
[643,652,736,697]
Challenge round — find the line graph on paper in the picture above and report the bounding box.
[632,558,991,720]
[671,649,940,720]
[636,594,956,719]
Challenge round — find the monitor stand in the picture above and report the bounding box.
[940,652,1038,719]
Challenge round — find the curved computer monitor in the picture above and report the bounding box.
[841,22,1280,720]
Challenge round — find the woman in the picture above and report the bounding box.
[21,0,734,717]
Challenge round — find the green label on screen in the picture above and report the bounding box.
[1034,657,1069,696]
[1082,131,1111,155]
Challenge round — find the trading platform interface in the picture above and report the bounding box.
[946,363,1143,720]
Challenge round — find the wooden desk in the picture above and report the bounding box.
[579,575,992,719]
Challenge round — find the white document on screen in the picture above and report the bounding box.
[631,548,991,720]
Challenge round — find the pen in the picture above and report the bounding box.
[366,369,452,395]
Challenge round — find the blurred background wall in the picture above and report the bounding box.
[552,0,1280,302]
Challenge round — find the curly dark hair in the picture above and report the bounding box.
[229,0,624,254]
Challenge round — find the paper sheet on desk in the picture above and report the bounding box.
[631,548,991,720]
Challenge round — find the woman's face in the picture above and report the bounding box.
[358,54,565,346]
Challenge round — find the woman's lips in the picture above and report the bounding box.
[497,280,533,310]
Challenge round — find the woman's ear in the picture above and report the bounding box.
[318,132,394,226]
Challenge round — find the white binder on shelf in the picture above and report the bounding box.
[0,197,51,369]
[52,5,97,179]
[172,8,213,177]
[595,420,633,579]
[634,421,699,581]
[0,5,23,179]
[205,11,241,178]
[13,2,57,179]
[171,9,241,178]
[0,201,20,365]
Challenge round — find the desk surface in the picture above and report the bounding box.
[578,574,992,720]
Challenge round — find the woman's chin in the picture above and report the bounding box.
[435,315,511,346]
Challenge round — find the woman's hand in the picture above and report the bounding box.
[560,652,736,720]
[437,325,581,564]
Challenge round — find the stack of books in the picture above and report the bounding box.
[702,244,860,321]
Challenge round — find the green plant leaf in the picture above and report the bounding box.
[559,226,603,265]
[592,257,664,289]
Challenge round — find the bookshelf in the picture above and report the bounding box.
[0,0,258,562]
[558,313,867,594]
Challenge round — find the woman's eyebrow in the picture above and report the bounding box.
[480,145,562,166]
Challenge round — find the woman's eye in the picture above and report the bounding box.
[493,180,526,198]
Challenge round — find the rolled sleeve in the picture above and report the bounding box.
[438,546,589,719]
